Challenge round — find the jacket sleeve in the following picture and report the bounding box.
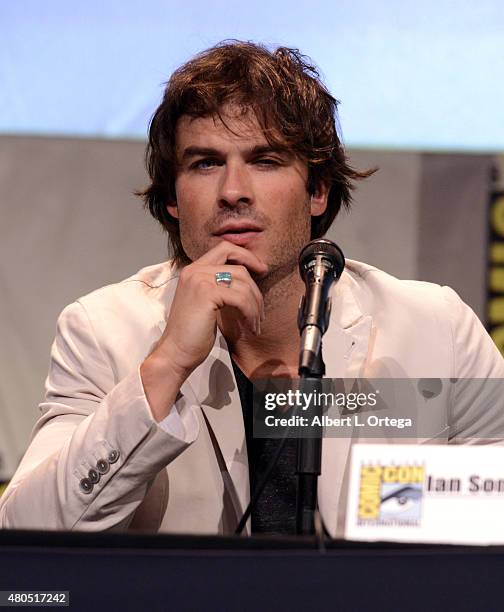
[0,300,199,530]
[442,286,504,443]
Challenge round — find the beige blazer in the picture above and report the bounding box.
[1,260,503,536]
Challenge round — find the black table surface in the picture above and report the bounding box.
[1,530,503,611]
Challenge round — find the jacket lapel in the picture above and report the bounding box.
[318,269,373,538]
[178,330,250,531]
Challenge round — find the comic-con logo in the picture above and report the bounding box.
[358,464,424,525]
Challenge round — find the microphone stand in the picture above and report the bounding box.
[296,328,325,535]
[295,238,344,535]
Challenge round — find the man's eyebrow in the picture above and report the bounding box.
[248,144,291,156]
[180,144,291,160]
[180,146,221,160]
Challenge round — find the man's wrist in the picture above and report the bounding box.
[140,352,191,422]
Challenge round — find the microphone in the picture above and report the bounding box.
[297,239,345,375]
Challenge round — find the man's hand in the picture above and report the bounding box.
[140,242,267,421]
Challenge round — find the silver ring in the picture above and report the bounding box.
[215,271,232,288]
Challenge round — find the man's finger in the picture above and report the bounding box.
[199,265,264,316]
[198,240,268,275]
[213,284,262,334]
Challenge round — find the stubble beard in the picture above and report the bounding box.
[253,216,311,312]
[180,205,312,309]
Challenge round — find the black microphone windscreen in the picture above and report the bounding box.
[299,239,345,279]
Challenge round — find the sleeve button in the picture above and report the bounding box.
[108,450,120,464]
[79,478,93,494]
[88,468,100,484]
[96,459,110,475]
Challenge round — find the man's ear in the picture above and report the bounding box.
[310,181,329,217]
[167,201,179,219]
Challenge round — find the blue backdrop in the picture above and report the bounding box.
[1,0,503,150]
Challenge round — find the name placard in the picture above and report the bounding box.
[345,444,504,545]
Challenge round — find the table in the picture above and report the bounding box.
[0,530,502,611]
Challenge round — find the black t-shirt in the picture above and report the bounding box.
[231,359,297,535]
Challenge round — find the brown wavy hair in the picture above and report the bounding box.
[138,40,374,266]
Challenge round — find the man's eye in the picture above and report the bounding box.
[255,157,281,167]
[192,159,219,170]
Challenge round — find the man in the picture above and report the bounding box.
[1,42,503,536]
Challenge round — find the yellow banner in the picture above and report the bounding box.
[487,155,504,355]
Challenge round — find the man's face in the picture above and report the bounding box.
[168,106,328,282]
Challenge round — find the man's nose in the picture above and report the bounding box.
[217,161,253,209]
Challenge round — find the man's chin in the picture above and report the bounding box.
[254,259,299,292]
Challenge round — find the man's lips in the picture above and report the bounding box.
[213,223,263,246]
[212,224,263,246]
[212,223,263,236]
